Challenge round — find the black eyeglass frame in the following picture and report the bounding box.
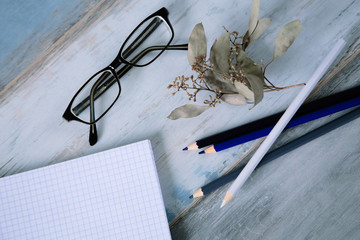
[63,7,175,125]
[62,7,189,146]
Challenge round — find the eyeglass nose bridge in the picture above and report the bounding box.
[109,58,123,70]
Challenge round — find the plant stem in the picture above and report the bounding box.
[263,82,305,92]
[186,87,237,95]
[264,76,276,88]
[263,59,274,75]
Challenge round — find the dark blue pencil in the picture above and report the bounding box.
[190,107,360,198]
[185,86,360,151]
[199,96,360,154]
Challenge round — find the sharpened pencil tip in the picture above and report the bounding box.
[183,147,188,151]
[221,192,233,208]
[189,195,193,199]
[199,150,205,154]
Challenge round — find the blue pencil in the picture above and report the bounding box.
[185,86,360,151]
[200,95,360,154]
[191,106,360,198]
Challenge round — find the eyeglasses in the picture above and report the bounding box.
[62,7,188,145]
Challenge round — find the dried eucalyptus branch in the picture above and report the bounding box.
[167,0,303,120]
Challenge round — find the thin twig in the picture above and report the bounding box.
[263,82,305,92]
[263,59,274,75]
[186,87,236,95]
[264,76,276,88]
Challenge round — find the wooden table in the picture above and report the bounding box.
[1,0,359,239]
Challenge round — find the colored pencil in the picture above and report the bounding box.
[221,39,345,208]
[190,106,360,198]
[199,96,360,154]
[183,85,360,151]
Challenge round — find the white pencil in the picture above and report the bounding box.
[220,39,346,208]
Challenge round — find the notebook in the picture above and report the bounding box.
[0,140,171,240]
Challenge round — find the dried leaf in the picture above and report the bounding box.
[234,81,255,101]
[206,32,237,92]
[221,93,248,106]
[242,30,250,50]
[249,18,272,44]
[205,70,238,93]
[236,49,264,107]
[273,20,302,60]
[249,0,261,35]
[210,32,231,74]
[167,104,210,120]
[188,23,207,66]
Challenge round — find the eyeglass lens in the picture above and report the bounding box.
[121,16,172,65]
[71,69,120,123]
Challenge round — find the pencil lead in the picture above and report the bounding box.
[220,200,226,208]
[182,147,188,151]
[189,195,193,199]
[199,150,205,154]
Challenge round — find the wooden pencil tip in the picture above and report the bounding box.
[189,195,193,199]
[183,147,188,151]
[192,188,204,198]
[186,142,199,150]
[221,191,234,208]
[200,145,216,154]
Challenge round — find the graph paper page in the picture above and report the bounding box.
[0,140,171,240]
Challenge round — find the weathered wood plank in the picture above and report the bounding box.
[0,0,103,91]
[0,0,359,232]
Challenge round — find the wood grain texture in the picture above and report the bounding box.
[0,0,359,236]
[171,130,360,239]
[170,51,360,239]
[0,0,103,91]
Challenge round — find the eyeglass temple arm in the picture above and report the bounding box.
[72,43,188,116]
[88,70,112,145]
[121,17,162,59]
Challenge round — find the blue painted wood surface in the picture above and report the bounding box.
[0,0,101,90]
[0,0,359,238]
